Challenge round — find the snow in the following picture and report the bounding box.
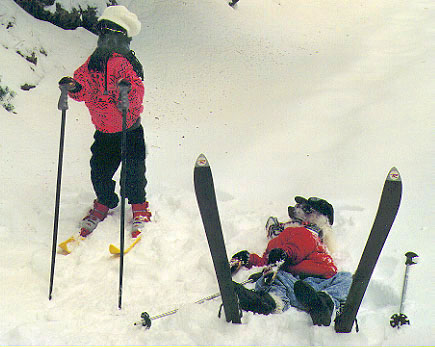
[0,0,433,345]
[44,0,111,14]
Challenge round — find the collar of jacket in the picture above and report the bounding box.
[290,219,324,238]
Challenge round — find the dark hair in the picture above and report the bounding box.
[88,20,144,80]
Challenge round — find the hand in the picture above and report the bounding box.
[58,76,81,92]
[262,265,278,285]
[265,216,284,239]
[230,250,250,273]
[231,250,250,266]
[229,258,242,274]
[267,248,288,265]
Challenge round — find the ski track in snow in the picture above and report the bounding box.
[0,0,433,345]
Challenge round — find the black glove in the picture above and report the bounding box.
[267,248,288,265]
[231,250,250,266]
[230,250,250,273]
[58,76,82,93]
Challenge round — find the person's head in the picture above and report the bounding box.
[95,6,140,52]
[264,197,336,251]
[88,6,144,79]
[288,196,334,226]
[96,20,131,52]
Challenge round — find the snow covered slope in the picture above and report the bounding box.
[0,0,433,345]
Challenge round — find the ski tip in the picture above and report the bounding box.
[109,244,121,255]
[195,153,209,168]
[109,236,142,255]
[387,167,401,182]
[58,236,77,254]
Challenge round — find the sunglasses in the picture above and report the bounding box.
[296,203,314,214]
[98,23,127,36]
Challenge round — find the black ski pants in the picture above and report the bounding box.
[90,125,147,209]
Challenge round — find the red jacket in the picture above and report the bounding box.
[248,226,337,279]
[69,53,144,133]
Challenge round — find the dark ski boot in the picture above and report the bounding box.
[294,280,334,326]
[232,281,276,315]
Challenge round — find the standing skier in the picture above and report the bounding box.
[231,197,352,326]
[59,6,151,239]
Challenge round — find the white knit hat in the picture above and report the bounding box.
[98,5,141,37]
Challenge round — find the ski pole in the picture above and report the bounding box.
[134,278,254,328]
[117,79,132,309]
[49,83,69,300]
[390,251,418,328]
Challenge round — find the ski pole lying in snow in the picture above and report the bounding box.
[49,83,69,300]
[117,79,132,309]
[134,278,254,329]
[390,251,418,328]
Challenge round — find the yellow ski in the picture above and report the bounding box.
[58,235,84,254]
[109,236,142,255]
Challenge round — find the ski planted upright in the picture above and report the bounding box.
[335,167,402,333]
[193,154,241,324]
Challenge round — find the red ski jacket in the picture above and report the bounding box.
[248,226,337,279]
[69,53,144,133]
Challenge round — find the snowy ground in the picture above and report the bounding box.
[0,0,434,345]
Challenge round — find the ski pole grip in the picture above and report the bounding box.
[58,85,69,111]
[404,251,418,265]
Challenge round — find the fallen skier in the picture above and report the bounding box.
[231,196,352,326]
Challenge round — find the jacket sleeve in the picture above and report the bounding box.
[246,228,315,267]
[247,227,337,278]
[69,58,92,102]
[248,252,268,268]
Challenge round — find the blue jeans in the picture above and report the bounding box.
[255,270,352,312]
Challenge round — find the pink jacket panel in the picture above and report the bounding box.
[70,53,144,133]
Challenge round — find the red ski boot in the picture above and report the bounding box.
[131,201,152,238]
[80,200,109,237]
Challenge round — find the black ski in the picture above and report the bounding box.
[193,154,241,324]
[335,167,402,333]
